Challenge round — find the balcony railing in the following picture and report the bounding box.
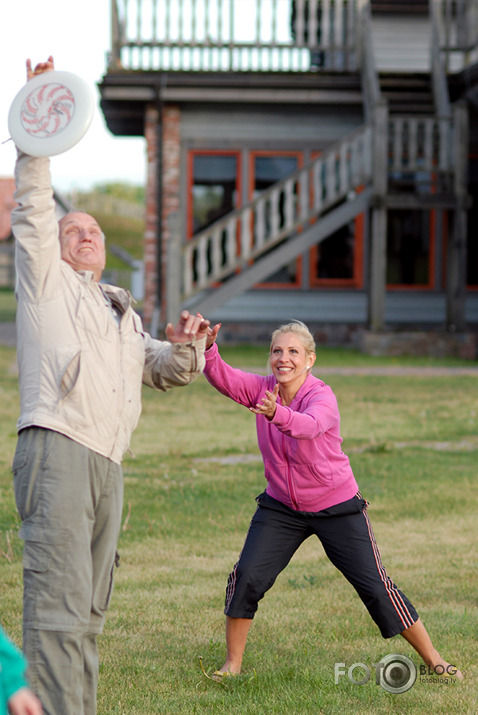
[109,0,478,73]
[388,116,453,174]
[433,0,478,70]
[110,0,361,72]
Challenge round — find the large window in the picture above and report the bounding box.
[308,151,364,288]
[188,152,240,237]
[309,215,364,288]
[313,224,355,278]
[250,152,301,286]
[386,209,433,287]
[186,149,366,290]
[252,155,299,194]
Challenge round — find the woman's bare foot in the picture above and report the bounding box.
[424,652,463,680]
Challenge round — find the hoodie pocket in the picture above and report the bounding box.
[300,463,333,486]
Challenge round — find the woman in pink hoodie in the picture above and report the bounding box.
[203,320,461,682]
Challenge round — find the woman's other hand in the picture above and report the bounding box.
[250,384,279,419]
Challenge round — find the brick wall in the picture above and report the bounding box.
[161,105,181,325]
[143,103,181,330]
[144,105,159,327]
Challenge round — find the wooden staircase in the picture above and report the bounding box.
[379,72,435,115]
[166,101,456,319]
[161,0,465,323]
[178,124,373,316]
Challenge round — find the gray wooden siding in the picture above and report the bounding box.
[204,289,478,325]
[371,15,430,71]
[180,105,364,146]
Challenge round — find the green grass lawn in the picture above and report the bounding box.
[0,343,476,714]
[0,289,16,323]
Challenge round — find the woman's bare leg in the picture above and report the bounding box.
[400,618,463,678]
[216,616,253,675]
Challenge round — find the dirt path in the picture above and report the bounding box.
[2,322,477,376]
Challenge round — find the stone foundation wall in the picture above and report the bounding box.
[359,330,478,360]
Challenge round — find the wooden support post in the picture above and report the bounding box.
[165,213,182,327]
[446,101,469,332]
[368,101,388,331]
[144,105,160,332]
[110,0,120,69]
[162,104,182,330]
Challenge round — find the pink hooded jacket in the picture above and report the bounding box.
[204,343,359,512]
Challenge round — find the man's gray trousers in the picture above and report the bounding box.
[13,427,123,715]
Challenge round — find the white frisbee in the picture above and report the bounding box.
[8,70,95,157]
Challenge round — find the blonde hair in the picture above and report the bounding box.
[269,320,316,356]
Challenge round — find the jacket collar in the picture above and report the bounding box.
[101,282,133,313]
[68,264,133,313]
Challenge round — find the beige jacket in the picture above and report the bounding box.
[12,153,205,464]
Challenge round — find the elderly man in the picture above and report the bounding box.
[11,57,208,715]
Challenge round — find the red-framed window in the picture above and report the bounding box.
[386,209,436,289]
[248,151,303,288]
[309,214,365,288]
[385,168,440,290]
[187,151,242,239]
[308,150,365,288]
[185,148,368,292]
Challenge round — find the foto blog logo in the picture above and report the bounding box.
[335,654,417,694]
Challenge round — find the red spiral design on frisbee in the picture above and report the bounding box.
[20,83,75,138]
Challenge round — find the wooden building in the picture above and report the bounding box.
[98,0,478,354]
[0,179,75,289]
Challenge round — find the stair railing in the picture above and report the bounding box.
[388,115,453,175]
[182,122,372,302]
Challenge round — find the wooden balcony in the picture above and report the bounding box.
[110,0,361,73]
[99,0,475,333]
[370,0,428,13]
[108,0,478,74]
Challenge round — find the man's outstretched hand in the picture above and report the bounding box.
[165,311,210,343]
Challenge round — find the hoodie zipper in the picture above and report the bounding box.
[283,431,299,510]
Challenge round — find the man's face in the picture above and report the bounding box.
[59,212,106,281]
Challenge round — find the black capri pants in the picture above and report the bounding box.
[224,491,418,638]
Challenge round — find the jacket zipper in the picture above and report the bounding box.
[107,299,126,461]
[283,432,299,509]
